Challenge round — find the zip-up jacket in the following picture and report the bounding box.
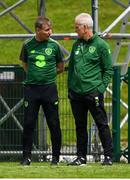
[68,33,113,94]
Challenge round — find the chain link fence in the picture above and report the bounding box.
[0,65,112,162]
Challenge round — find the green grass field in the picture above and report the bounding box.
[0,0,128,64]
[0,162,130,178]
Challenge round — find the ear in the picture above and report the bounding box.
[36,27,41,32]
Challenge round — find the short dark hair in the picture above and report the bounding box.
[35,16,51,29]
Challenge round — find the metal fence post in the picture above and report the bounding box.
[128,67,130,163]
[112,65,121,162]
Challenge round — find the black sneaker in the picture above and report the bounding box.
[51,156,59,165]
[102,156,113,165]
[67,156,86,166]
[20,158,31,166]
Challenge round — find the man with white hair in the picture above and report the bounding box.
[68,13,113,166]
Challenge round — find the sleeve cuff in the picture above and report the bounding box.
[97,84,106,94]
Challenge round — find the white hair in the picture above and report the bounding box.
[75,13,93,29]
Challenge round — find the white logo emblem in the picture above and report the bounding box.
[45,48,52,55]
[89,46,96,53]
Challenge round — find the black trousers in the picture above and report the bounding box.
[68,90,112,158]
[22,83,61,159]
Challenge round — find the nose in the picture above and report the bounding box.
[49,29,52,35]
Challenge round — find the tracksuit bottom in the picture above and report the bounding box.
[68,90,113,159]
[22,83,61,159]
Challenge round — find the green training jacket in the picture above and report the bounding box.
[68,33,113,94]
